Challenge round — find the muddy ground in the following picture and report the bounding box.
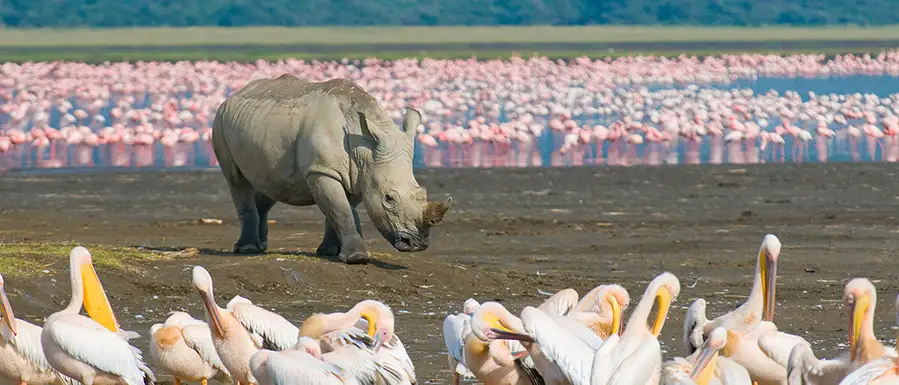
[1,164,899,383]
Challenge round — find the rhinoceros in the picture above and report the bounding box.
[211,74,452,264]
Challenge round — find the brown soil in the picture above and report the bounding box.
[1,164,899,383]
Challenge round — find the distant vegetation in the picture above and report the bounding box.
[2,0,899,27]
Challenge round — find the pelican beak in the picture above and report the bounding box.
[761,247,777,322]
[199,289,225,338]
[80,261,119,332]
[359,309,384,350]
[849,294,869,361]
[489,328,535,342]
[609,296,623,336]
[651,287,672,336]
[510,350,530,359]
[690,343,719,385]
[0,284,17,336]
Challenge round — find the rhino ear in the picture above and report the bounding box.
[359,111,388,147]
[402,107,422,142]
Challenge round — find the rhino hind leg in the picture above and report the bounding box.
[228,183,266,254]
[254,192,277,251]
[307,174,369,264]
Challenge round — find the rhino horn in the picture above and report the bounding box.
[402,107,422,142]
[424,196,453,225]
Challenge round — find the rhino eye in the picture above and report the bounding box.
[384,190,398,209]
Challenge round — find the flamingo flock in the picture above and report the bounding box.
[5,52,899,171]
[1,236,898,384]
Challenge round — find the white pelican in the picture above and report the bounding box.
[489,272,681,385]
[225,295,299,351]
[662,327,752,385]
[684,234,782,353]
[786,278,895,385]
[567,285,631,339]
[192,265,260,385]
[0,272,76,385]
[40,246,155,385]
[251,337,408,385]
[149,311,232,385]
[836,294,899,385]
[299,299,416,385]
[463,302,541,385]
[443,298,481,385]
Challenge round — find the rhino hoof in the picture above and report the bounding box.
[316,245,341,257]
[340,251,370,265]
[233,243,264,254]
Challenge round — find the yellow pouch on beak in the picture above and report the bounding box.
[81,263,119,332]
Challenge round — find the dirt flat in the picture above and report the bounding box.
[1,164,899,383]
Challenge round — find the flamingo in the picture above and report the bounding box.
[0,272,77,385]
[40,246,155,385]
[149,311,232,385]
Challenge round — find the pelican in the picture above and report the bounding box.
[40,246,155,385]
[0,272,76,385]
[192,265,260,385]
[786,278,895,385]
[684,234,782,353]
[836,294,899,385]
[225,295,299,351]
[567,284,631,339]
[299,299,416,385]
[662,327,752,385]
[464,302,542,385]
[251,337,407,385]
[443,298,481,385]
[489,272,681,385]
[149,311,232,385]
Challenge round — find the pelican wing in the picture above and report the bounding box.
[837,356,896,385]
[715,357,753,385]
[661,358,698,385]
[324,347,411,385]
[377,335,417,384]
[683,298,709,354]
[607,337,662,385]
[443,314,469,363]
[520,306,597,385]
[230,302,299,351]
[538,289,578,317]
[552,316,604,350]
[46,315,150,385]
[267,350,343,385]
[758,328,808,369]
[181,323,232,379]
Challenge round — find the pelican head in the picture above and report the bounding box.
[192,266,225,339]
[844,278,876,361]
[644,272,681,337]
[683,298,709,354]
[759,234,781,322]
[471,302,525,342]
[574,284,630,336]
[462,298,481,316]
[691,327,727,385]
[296,336,323,358]
[349,300,395,351]
[0,273,16,336]
[70,246,119,332]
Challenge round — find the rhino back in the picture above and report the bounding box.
[215,75,363,204]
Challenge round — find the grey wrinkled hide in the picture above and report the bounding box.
[212,75,452,264]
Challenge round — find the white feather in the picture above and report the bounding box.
[520,306,597,385]
[443,314,475,378]
[228,297,299,351]
[45,314,152,385]
[10,319,78,385]
[181,323,232,380]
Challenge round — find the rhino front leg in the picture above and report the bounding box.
[317,206,363,257]
[228,184,265,254]
[254,192,277,251]
[308,174,369,264]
